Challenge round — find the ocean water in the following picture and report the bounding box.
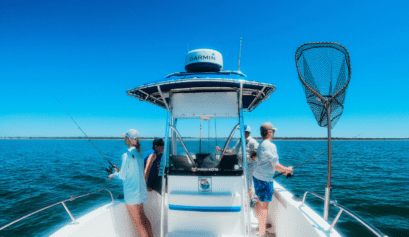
[0,139,408,237]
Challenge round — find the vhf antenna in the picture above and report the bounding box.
[238,37,242,71]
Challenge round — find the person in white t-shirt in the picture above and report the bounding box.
[252,122,293,237]
[215,125,258,200]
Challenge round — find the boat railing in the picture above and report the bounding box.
[220,123,240,161]
[301,190,388,237]
[0,188,115,231]
[169,125,196,167]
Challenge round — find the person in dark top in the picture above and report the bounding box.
[144,138,164,193]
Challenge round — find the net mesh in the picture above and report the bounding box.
[295,42,351,128]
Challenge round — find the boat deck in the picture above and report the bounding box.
[49,181,342,237]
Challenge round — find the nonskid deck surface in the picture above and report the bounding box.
[49,182,343,237]
[167,207,271,237]
[250,205,274,237]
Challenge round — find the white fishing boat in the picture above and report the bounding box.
[0,49,387,237]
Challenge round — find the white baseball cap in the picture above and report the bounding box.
[243,125,251,133]
[122,129,139,140]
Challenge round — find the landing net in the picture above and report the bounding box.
[295,42,351,128]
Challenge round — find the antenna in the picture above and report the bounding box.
[238,37,242,71]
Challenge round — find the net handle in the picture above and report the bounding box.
[295,42,352,103]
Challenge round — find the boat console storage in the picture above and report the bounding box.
[164,92,252,235]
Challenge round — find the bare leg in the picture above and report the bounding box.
[140,205,154,237]
[255,198,269,236]
[249,189,253,200]
[126,203,154,237]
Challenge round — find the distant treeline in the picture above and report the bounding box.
[271,137,409,141]
[1,137,409,141]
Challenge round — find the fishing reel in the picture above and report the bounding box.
[285,173,294,178]
[105,165,120,174]
[105,166,114,174]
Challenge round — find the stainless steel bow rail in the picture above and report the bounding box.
[301,191,388,237]
[0,189,115,231]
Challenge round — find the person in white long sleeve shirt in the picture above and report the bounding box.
[253,123,293,237]
[108,129,153,237]
[215,125,258,199]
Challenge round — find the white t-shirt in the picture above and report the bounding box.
[252,140,279,182]
[231,136,259,169]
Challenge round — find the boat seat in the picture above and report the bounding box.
[170,155,194,170]
[195,153,210,166]
[217,154,238,170]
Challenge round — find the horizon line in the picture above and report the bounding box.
[1,137,408,140]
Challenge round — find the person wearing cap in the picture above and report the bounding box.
[253,122,293,237]
[215,125,259,200]
[108,129,153,237]
[144,138,165,193]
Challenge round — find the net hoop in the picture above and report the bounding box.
[295,42,352,104]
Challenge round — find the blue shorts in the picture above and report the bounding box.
[253,177,274,202]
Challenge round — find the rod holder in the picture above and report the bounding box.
[324,187,331,220]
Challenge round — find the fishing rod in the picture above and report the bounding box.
[274,134,362,179]
[55,97,119,173]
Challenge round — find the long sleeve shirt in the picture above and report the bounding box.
[113,147,148,205]
[252,140,279,182]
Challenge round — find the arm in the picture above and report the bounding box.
[144,152,157,182]
[109,153,128,181]
[249,139,259,161]
[231,140,241,154]
[266,143,293,175]
[215,146,234,154]
[216,140,240,154]
[250,150,257,162]
[263,143,292,175]
[273,164,293,175]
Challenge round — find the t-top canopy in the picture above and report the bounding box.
[126,71,276,112]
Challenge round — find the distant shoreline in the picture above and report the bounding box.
[1,137,408,141]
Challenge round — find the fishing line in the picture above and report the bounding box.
[54,96,118,172]
[274,133,362,179]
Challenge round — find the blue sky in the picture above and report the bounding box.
[1,0,408,138]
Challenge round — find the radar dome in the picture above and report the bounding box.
[185,49,223,72]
